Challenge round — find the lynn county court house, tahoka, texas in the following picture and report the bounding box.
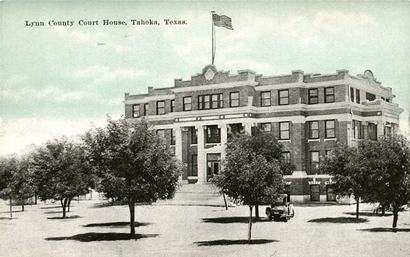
[123,65,403,203]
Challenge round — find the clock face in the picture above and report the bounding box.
[204,68,215,80]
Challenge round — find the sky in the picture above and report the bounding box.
[0,1,409,156]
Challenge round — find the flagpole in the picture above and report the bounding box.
[211,11,215,65]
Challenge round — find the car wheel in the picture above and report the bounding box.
[273,214,280,221]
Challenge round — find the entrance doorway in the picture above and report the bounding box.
[310,185,320,201]
[326,185,336,201]
[207,153,221,181]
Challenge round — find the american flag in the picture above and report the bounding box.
[212,14,233,30]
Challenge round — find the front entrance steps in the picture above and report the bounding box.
[155,183,234,207]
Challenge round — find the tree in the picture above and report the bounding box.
[83,118,181,236]
[320,144,366,219]
[0,156,36,216]
[212,132,285,243]
[0,157,18,219]
[31,137,92,218]
[358,135,410,228]
[9,156,36,211]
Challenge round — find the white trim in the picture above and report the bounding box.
[324,138,337,141]
[307,139,320,142]
[172,81,258,93]
[255,80,348,91]
[278,139,291,143]
[125,94,175,104]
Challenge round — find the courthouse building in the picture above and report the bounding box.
[124,65,403,203]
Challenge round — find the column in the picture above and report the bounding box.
[196,125,206,183]
[377,120,384,138]
[174,126,183,181]
[219,124,228,161]
[243,122,252,135]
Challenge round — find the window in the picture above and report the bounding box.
[355,89,360,104]
[324,87,335,103]
[325,120,335,138]
[308,88,318,104]
[170,129,175,145]
[198,94,223,110]
[170,100,175,112]
[310,151,320,171]
[156,101,165,115]
[229,123,244,135]
[261,123,272,132]
[309,121,319,139]
[366,92,376,101]
[261,91,271,106]
[278,89,289,105]
[211,94,222,109]
[206,125,220,143]
[156,129,165,138]
[368,123,377,140]
[353,120,362,139]
[230,92,240,107]
[350,87,355,102]
[190,127,197,144]
[279,122,290,140]
[189,154,198,176]
[384,126,392,137]
[132,104,140,118]
[183,97,192,111]
[144,103,149,116]
[281,152,291,163]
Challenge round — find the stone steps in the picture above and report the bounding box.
[155,183,234,207]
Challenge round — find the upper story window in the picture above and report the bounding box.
[353,120,362,139]
[230,92,240,107]
[324,87,335,103]
[325,120,336,138]
[132,104,140,118]
[355,89,360,104]
[206,125,220,144]
[183,97,192,111]
[144,103,149,116]
[261,91,271,106]
[212,93,223,109]
[309,121,319,139]
[278,89,289,105]
[260,123,272,133]
[310,151,320,171]
[156,101,165,115]
[279,122,290,140]
[308,88,318,104]
[170,100,175,112]
[198,94,223,110]
[350,87,355,102]
[366,92,376,101]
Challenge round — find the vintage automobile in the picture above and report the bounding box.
[265,194,295,221]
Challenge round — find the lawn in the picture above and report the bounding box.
[0,199,409,257]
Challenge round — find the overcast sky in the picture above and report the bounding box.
[1,1,409,156]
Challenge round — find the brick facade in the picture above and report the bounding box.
[124,66,403,203]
